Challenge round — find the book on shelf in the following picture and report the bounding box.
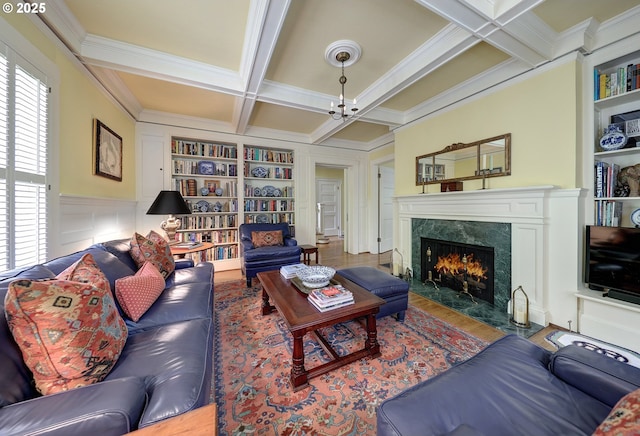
[308,293,354,312]
[309,285,354,306]
[280,263,308,279]
[594,161,620,198]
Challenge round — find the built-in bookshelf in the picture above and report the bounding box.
[592,49,640,227]
[243,145,295,235]
[171,137,239,263]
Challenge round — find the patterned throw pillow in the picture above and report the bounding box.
[57,252,110,291]
[251,230,283,248]
[129,230,175,278]
[4,277,127,395]
[115,261,165,322]
[593,388,640,435]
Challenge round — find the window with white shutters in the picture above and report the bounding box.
[0,47,49,272]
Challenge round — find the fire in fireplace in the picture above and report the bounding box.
[421,237,495,304]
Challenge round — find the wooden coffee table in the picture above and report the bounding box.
[257,270,385,391]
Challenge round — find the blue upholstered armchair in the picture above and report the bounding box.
[239,223,302,287]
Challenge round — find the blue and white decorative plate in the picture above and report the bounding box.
[251,166,268,178]
[198,161,215,175]
[599,125,627,151]
[273,188,282,197]
[196,200,210,212]
[253,187,261,197]
[261,185,276,197]
[631,208,640,227]
[256,214,269,223]
[215,187,224,196]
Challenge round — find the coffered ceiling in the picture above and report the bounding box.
[36,0,640,151]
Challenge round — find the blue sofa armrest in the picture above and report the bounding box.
[175,258,194,269]
[0,377,147,436]
[549,344,640,407]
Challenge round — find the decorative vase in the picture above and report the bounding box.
[599,125,627,151]
[200,187,209,196]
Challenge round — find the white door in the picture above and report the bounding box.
[316,178,341,237]
[379,165,394,252]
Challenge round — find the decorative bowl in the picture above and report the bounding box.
[296,265,336,288]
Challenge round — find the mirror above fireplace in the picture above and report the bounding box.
[415,133,511,186]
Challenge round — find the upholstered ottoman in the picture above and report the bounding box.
[337,267,409,321]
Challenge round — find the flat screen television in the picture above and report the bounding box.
[585,225,640,304]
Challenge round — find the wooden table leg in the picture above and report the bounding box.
[365,313,381,357]
[290,330,308,390]
[261,287,274,315]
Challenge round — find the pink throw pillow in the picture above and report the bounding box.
[57,252,110,292]
[129,230,175,278]
[115,261,165,322]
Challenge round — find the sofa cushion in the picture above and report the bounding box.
[5,277,127,395]
[376,335,610,436]
[593,388,640,435]
[251,230,283,248]
[43,247,136,294]
[107,318,213,427]
[115,262,165,322]
[243,244,302,262]
[129,231,175,278]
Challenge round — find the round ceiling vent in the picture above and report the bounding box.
[324,40,362,67]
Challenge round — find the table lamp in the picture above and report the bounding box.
[146,190,191,243]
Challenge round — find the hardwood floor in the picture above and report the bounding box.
[215,237,558,351]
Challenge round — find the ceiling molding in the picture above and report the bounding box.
[37,0,86,54]
[236,0,291,134]
[80,35,244,95]
[88,66,143,117]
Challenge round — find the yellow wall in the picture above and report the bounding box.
[5,14,136,200]
[395,61,579,194]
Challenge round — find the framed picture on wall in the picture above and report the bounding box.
[94,119,122,181]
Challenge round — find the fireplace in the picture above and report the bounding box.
[421,238,495,304]
[412,219,511,311]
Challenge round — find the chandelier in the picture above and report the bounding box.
[325,40,361,121]
[328,51,359,120]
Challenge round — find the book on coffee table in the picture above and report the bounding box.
[308,285,354,311]
[280,263,308,279]
[308,293,354,312]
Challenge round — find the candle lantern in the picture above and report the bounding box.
[510,285,530,328]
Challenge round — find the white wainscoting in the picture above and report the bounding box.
[53,195,137,259]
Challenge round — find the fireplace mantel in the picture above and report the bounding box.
[395,185,584,326]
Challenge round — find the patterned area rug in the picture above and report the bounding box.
[212,280,488,435]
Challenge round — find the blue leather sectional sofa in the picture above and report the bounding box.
[377,334,640,436]
[0,239,214,435]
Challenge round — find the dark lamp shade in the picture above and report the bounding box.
[146,190,191,215]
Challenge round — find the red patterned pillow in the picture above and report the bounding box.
[251,230,283,248]
[115,261,165,322]
[57,253,109,291]
[593,388,640,435]
[5,278,127,395]
[129,230,175,278]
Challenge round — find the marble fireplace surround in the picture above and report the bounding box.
[395,185,583,327]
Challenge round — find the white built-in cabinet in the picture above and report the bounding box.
[577,36,640,353]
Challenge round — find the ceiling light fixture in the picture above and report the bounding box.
[325,40,361,121]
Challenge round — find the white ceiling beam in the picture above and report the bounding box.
[415,0,551,66]
[37,0,86,54]
[80,35,244,95]
[87,66,143,118]
[234,0,291,134]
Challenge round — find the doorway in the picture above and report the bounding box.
[316,177,342,238]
